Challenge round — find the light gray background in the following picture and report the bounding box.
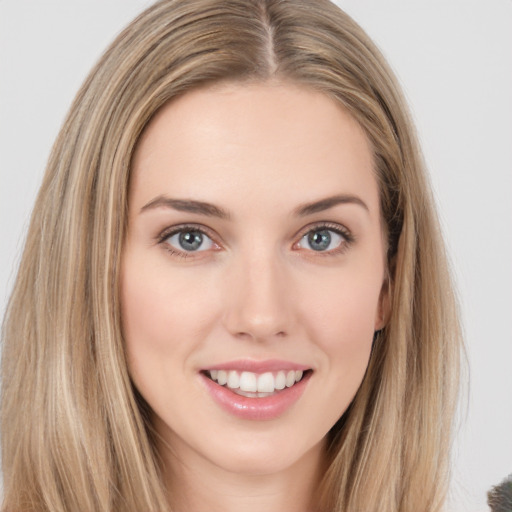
[1,1,511,510]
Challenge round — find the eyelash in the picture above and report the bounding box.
[295,222,354,257]
[156,224,219,260]
[156,222,355,259]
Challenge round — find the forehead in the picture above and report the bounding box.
[130,81,379,217]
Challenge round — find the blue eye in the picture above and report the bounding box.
[165,229,214,252]
[298,228,345,252]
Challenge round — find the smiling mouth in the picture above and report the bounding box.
[202,369,312,397]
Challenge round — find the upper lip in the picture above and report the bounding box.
[203,359,311,373]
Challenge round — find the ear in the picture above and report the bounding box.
[374,276,392,331]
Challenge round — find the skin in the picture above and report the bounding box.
[121,81,389,512]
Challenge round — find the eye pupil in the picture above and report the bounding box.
[308,230,331,251]
[179,231,203,251]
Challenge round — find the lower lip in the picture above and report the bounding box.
[200,372,311,421]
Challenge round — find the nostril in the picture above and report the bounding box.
[232,329,287,341]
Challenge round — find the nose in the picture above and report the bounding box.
[222,250,294,342]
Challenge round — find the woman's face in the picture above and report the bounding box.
[121,82,389,478]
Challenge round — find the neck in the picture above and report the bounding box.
[162,438,327,512]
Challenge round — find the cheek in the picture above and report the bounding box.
[298,269,382,362]
[291,271,381,435]
[120,255,211,386]
[121,270,173,355]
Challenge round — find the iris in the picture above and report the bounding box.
[307,230,332,251]
[179,231,204,251]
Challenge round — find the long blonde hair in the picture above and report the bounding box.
[1,1,462,510]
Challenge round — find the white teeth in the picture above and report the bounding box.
[217,370,228,386]
[207,368,306,393]
[257,372,274,393]
[285,370,296,387]
[239,371,258,392]
[227,370,239,389]
[275,371,286,390]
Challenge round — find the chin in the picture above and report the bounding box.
[205,430,325,477]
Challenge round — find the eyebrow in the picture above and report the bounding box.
[140,196,231,219]
[140,193,369,219]
[294,194,369,216]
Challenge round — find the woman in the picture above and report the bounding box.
[0,0,462,511]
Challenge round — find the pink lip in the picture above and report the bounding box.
[200,368,312,421]
[204,359,310,373]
